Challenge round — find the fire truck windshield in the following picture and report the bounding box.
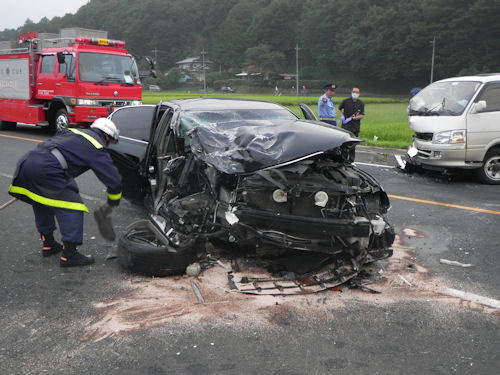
[78,52,139,84]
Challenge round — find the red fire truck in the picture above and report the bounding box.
[0,28,151,130]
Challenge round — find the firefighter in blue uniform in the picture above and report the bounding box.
[8,118,122,267]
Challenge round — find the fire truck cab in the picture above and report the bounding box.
[0,28,143,130]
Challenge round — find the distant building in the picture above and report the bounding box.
[176,56,212,82]
[235,65,263,79]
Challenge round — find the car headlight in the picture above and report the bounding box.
[432,130,466,144]
[131,100,142,106]
[76,98,99,106]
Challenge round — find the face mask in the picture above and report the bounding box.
[352,93,360,100]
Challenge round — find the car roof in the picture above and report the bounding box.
[438,73,500,84]
[162,98,289,111]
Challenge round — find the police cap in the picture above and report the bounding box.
[323,83,337,91]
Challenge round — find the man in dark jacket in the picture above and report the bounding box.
[339,86,365,162]
[8,118,122,267]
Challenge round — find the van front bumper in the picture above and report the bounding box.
[407,139,476,169]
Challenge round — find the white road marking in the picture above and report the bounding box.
[354,161,395,169]
[444,288,500,310]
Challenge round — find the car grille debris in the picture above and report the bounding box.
[216,247,393,296]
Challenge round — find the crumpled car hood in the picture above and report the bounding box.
[189,119,361,174]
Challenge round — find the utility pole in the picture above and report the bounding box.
[201,49,207,93]
[295,44,300,96]
[430,36,436,83]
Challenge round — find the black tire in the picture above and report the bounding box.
[477,148,500,185]
[0,121,16,130]
[51,108,70,131]
[117,224,198,277]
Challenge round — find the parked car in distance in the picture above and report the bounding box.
[107,98,394,277]
[221,86,235,93]
[148,84,161,92]
[407,73,500,184]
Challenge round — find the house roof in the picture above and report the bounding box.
[176,56,212,64]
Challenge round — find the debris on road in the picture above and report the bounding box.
[190,280,205,304]
[186,262,201,276]
[398,274,413,287]
[440,259,474,268]
[0,197,18,211]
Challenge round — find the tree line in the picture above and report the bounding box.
[1,0,499,92]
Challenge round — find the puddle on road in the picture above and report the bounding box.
[83,232,499,342]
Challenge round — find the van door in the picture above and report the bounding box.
[466,82,500,162]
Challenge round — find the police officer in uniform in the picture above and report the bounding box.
[8,118,122,267]
[318,83,338,125]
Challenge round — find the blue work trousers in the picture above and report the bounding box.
[32,203,84,244]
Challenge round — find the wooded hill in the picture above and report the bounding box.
[1,0,499,92]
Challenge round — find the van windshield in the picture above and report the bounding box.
[78,52,140,84]
[409,81,481,116]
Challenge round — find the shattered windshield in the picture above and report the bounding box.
[78,52,140,84]
[178,109,297,143]
[409,81,481,116]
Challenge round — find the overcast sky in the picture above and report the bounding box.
[1,0,89,31]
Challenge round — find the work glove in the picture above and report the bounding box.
[341,115,352,124]
[94,203,116,241]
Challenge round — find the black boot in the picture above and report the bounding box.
[60,242,94,267]
[40,233,63,257]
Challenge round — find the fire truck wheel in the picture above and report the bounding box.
[53,109,70,130]
[0,121,16,130]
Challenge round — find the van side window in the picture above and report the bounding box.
[476,83,500,112]
[40,55,55,74]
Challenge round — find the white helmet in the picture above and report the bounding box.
[91,117,119,143]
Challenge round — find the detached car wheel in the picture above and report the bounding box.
[477,148,500,185]
[118,220,198,276]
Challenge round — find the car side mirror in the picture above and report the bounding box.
[472,100,487,113]
[56,52,65,64]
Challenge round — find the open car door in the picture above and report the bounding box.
[299,103,318,121]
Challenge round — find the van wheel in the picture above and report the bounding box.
[51,109,69,131]
[0,121,16,130]
[477,148,500,184]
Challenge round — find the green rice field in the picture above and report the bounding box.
[142,92,413,149]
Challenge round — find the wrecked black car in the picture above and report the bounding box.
[107,98,395,282]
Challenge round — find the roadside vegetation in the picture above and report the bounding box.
[142,92,412,149]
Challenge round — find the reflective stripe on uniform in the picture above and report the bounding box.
[8,185,89,212]
[68,129,103,149]
[107,192,122,201]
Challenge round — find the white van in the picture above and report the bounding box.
[407,73,500,184]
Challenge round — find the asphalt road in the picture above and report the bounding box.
[0,125,499,375]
